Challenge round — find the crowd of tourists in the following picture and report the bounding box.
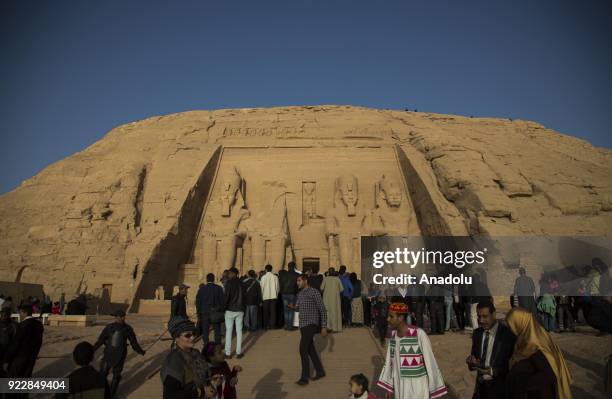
[160,259,611,399]
[0,257,610,398]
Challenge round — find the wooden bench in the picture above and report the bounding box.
[47,314,95,327]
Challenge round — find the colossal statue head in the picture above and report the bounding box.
[335,174,358,216]
[219,167,243,216]
[378,175,402,208]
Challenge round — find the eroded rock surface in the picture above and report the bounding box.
[0,106,610,307]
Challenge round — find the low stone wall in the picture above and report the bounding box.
[47,314,95,327]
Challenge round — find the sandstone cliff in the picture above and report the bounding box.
[0,105,610,306]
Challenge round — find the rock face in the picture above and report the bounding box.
[1,105,611,309]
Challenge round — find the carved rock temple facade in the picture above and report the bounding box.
[0,106,611,311]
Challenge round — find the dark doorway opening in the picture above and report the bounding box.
[302,258,320,274]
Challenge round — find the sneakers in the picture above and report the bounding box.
[236,353,244,359]
[295,379,309,386]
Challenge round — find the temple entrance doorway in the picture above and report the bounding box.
[302,257,320,274]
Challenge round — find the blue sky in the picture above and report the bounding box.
[1,0,610,194]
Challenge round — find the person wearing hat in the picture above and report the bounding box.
[161,316,213,398]
[376,302,448,399]
[93,309,145,398]
[171,284,190,320]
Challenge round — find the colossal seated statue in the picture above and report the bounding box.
[370,174,415,236]
[201,167,250,277]
[325,174,368,272]
[242,192,289,270]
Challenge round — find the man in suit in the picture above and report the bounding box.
[6,304,44,378]
[466,302,516,399]
[196,273,225,344]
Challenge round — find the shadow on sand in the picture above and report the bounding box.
[251,368,287,399]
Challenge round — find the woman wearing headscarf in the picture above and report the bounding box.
[161,317,213,398]
[505,308,572,399]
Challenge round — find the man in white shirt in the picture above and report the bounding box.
[466,302,516,399]
[260,264,280,329]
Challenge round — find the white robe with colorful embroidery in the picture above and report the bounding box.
[377,326,447,399]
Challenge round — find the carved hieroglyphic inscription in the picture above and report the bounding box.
[221,126,306,138]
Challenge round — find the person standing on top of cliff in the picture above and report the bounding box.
[171,284,190,320]
[93,309,146,398]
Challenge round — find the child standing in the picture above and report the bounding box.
[203,342,243,399]
[348,373,378,399]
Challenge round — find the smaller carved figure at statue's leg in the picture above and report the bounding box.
[218,236,238,269]
[250,235,266,270]
[338,234,353,271]
[268,236,286,270]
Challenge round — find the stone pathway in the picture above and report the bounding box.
[128,326,386,399]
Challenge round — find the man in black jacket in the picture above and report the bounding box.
[224,267,245,358]
[243,270,262,332]
[196,274,224,345]
[170,284,189,320]
[6,304,44,379]
[466,302,516,399]
[280,261,300,330]
[93,310,145,398]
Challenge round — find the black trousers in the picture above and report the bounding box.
[199,313,222,344]
[100,354,126,398]
[376,319,388,344]
[299,324,324,380]
[413,301,425,328]
[341,296,351,326]
[474,377,506,399]
[263,299,277,329]
[453,301,466,329]
[430,301,445,333]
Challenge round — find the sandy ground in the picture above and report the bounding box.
[31,315,611,399]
